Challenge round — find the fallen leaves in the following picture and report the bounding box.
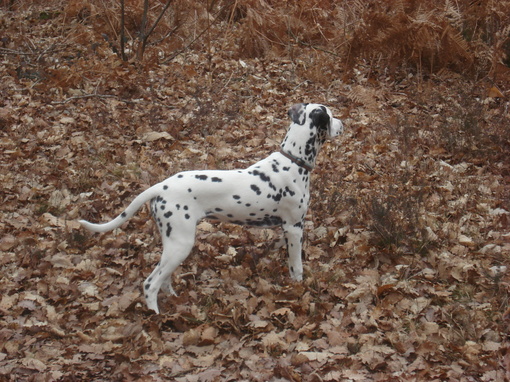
[1,0,510,381]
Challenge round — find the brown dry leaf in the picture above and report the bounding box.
[199,326,218,346]
[21,358,47,372]
[261,331,288,352]
[0,235,17,251]
[487,86,504,98]
[142,131,174,142]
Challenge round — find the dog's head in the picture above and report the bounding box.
[288,103,343,138]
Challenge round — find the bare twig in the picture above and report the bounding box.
[286,28,343,58]
[145,0,173,41]
[120,0,126,61]
[0,46,63,57]
[140,0,150,36]
[162,4,227,63]
[136,0,173,61]
[0,48,35,56]
[51,93,118,104]
[51,93,177,109]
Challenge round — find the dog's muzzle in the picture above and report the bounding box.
[329,118,343,138]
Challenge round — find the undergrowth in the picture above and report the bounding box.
[5,0,509,82]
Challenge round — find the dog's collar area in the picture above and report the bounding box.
[279,149,313,172]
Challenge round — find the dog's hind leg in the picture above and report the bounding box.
[283,223,304,281]
[143,224,196,314]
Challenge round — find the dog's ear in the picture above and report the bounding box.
[288,103,307,125]
[310,106,330,128]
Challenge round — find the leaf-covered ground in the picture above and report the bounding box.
[1,1,509,381]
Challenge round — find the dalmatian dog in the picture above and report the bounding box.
[79,103,344,313]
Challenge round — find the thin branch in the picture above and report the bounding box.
[0,48,35,56]
[286,28,343,58]
[145,0,173,40]
[137,0,173,61]
[51,93,177,109]
[136,0,150,60]
[51,94,118,104]
[162,5,227,63]
[140,0,150,37]
[120,0,127,61]
[99,0,119,41]
[148,23,180,47]
[0,46,62,56]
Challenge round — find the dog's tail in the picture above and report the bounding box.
[79,184,162,233]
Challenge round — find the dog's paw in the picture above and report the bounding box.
[145,298,160,314]
[161,281,178,296]
[290,269,303,282]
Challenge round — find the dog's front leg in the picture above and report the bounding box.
[283,224,304,281]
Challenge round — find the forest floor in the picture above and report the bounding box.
[1,1,509,381]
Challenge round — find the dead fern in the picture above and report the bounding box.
[345,1,476,77]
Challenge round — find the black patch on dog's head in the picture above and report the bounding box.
[310,106,330,128]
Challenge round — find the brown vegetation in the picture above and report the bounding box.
[1,0,509,380]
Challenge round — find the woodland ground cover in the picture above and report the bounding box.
[1,0,509,380]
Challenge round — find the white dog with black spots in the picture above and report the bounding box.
[80,103,344,313]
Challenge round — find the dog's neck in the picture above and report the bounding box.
[280,122,328,172]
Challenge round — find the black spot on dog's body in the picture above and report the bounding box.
[196,174,208,181]
[211,177,223,183]
[166,223,172,237]
[164,211,173,218]
[252,169,270,183]
[285,187,295,197]
[272,192,282,202]
[251,184,262,195]
[239,215,283,227]
[121,212,127,218]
